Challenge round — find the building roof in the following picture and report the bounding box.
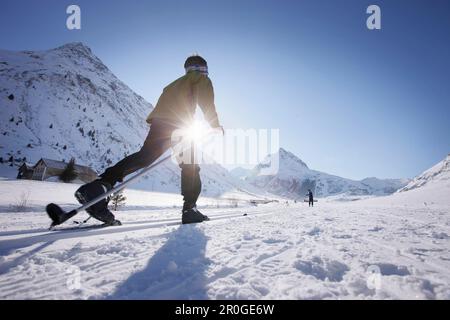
[19,162,35,169]
[37,158,97,176]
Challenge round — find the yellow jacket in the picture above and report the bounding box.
[146,71,220,128]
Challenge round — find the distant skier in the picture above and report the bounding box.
[75,55,223,225]
[307,189,314,207]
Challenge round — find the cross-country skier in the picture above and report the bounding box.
[307,189,314,207]
[75,55,223,225]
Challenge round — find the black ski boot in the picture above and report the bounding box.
[75,180,121,226]
[46,203,78,227]
[193,206,210,221]
[103,219,122,227]
[182,206,210,224]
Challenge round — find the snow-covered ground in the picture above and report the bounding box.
[0,178,449,300]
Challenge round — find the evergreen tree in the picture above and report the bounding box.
[109,192,126,211]
[59,158,78,182]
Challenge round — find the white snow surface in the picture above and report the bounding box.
[0,175,449,300]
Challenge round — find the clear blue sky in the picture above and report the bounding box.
[1,0,449,180]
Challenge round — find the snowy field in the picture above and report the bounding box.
[0,179,449,299]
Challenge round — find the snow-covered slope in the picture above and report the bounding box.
[360,177,410,194]
[0,43,263,198]
[0,178,449,299]
[329,155,450,206]
[355,154,450,208]
[229,167,253,180]
[245,148,408,199]
[398,154,450,192]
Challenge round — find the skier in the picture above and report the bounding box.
[307,189,314,207]
[75,55,223,225]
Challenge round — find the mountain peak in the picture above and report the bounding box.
[50,42,98,62]
[278,148,308,169]
[54,42,92,53]
[278,147,289,155]
[50,42,109,73]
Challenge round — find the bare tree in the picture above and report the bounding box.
[10,191,30,212]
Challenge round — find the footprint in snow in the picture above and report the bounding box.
[293,256,349,282]
[369,263,410,276]
[306,227,321,236]
[332,234,352,239]
[263,238,286,244]
[431,232,449,240]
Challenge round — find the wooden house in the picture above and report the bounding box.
[17,163,34,179]
[19,158,98,183]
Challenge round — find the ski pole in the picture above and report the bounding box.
[72,152,173,215]
[73,216,92,225]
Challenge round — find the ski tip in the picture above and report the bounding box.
[46,203,61,213]
[46,203,65,225]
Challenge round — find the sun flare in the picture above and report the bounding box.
[185,120,206,142]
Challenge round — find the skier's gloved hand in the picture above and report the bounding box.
[215,126,225,136]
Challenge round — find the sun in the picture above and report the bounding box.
[185,120,206,143]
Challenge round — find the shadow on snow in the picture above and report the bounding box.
[108,225,210,299]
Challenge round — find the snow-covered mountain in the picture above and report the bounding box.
[360,154,450,207]
[229,167,253,180]
[398,154,450,192]
[245,148,409,199]
[0,43,263,198]
[0,42,150,171]
[360,177,410,195]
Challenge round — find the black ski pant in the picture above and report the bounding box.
[309,198,314,207]
[99,119,201,210]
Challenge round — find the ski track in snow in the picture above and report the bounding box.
[0,181,450,299]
